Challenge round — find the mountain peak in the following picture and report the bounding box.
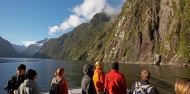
[36,38,49,44]
[34,0,190,65]
[89,13,111,25]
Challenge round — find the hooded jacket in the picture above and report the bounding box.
[18,79,40,94]
[81,64,96,94]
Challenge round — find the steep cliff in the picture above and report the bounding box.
[34,13,113,60]
[0,36,17,57]
[103,0,190,65]
[35,0,190,65]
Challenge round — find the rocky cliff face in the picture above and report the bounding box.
[35,0,190,65]
[102,0,190,65]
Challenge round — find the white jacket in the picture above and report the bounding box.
[18,79,40,94]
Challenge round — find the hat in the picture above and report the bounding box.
[111,61,119,70]
[17,64,26,70]
[83,64,94,75]
[25,69,37,80]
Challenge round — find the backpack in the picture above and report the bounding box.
[49,78,65,94]
[133,82,153,94]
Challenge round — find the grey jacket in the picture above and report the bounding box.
[81,64,96,94]
[18,79,40,94]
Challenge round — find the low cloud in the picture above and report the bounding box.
[48,0,125,35]
[48,25,59,35]
[73,0,107,20]
[22,41,36,47]
[60,15,85,31]
[102,4,120,21]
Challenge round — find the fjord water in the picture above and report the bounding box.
[0,58,190,94]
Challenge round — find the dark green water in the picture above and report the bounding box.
[0,58,189,94]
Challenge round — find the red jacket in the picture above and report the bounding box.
[104,69,127,94]
[51,77,68,94]
[60,79,68,94]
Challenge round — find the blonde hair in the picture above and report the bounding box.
[95,61,102,69]
[55,68,64,76]
[175,78,190,94]
[140,69,150,80]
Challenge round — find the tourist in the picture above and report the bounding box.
[4,64,26,94]
[93,61,105,94]
[50,68,68,94]
[18,69,40,94]
[104,61,127,94]
[175,78,190,94]
[130,69,159,94]
[81,64,96,94]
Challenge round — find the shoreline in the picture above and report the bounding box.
[122,61,190,68]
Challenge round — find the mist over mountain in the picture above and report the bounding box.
[21,38,48,57]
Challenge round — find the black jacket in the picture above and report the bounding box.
[81,64,96,94]
[130,80,159,94]
[4,74,25,94]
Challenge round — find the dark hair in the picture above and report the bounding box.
[17,64,26,70]
[111,61,119,70]
[25,69,37,80]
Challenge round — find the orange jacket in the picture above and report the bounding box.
[104,69,127,94]
[93,68,105,91]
